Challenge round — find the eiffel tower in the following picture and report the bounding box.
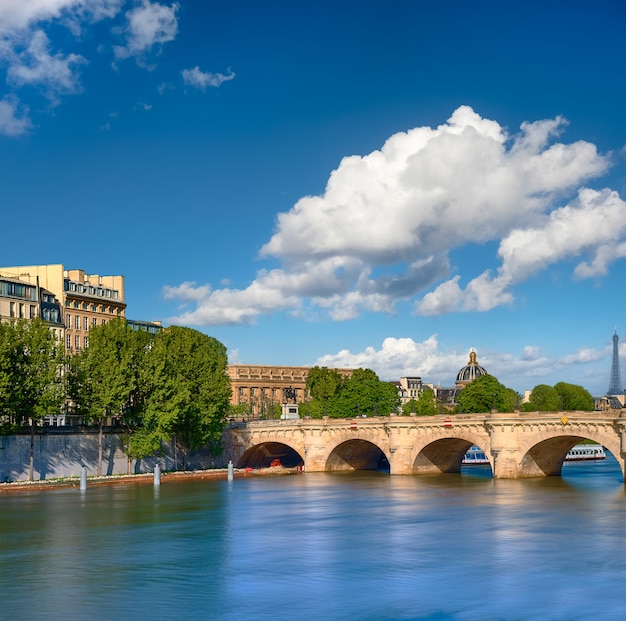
[608,330,623,395]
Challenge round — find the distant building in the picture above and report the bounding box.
[394,376,435,407]
[227,364,354,418]
[455,349,488,389]
[127,319,163,335]
[608,330,623,396]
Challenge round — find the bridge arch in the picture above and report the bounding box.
[518,431,624,478]
[236,442,304,469]
[411,437,493,474]
[326,439,390,472]
[407,429,492,475]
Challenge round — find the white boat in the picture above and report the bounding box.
[565,444,606,461]
[462,446,490,465]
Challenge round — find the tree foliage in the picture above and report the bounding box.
[523,384,560,412]
[68,318,153,474]
[520,381,594,412]
[554,382,594,411]
[455,374,518,413]
[129,326,231,463]
[305,367,400,418]
[68,322,231,467]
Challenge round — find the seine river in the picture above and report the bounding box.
[2,458,626,621]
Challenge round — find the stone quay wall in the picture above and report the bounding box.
[0,428,236,483]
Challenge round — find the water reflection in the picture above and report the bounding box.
[1,461,626,621]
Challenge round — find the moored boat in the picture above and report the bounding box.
[565,444,606,461]
[462,446,490,465]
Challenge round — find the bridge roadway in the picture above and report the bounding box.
[228,409,626,479]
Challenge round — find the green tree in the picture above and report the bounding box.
[306,366,344,413]
[0,319,66,479]
[455,374,517,413]
[333,369,400,418]
[523,384,560,411]
[131,326,231,468]
[69,318,153,475]
[554,382,594,411]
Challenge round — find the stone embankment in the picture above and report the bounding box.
[0,465,300,495]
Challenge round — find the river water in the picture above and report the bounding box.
[2,458,626,621]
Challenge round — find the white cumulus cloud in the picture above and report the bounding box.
[0,95,33,137]
[113,1,179,62]
[164,106,622,326]
[418,187,626,314]
[7,29,86,100]
[314,335,606,391]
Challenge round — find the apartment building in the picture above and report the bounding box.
[0,271,65,341]
[0,264,126,353]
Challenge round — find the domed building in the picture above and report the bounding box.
[455,349,488,389]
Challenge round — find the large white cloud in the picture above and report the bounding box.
[417,187,626,314]
[167,107,620,326]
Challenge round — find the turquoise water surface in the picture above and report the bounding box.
[1,458,625,621]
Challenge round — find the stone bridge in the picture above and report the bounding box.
[228,409,626,479]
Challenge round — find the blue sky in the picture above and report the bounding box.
[1,0,626,396]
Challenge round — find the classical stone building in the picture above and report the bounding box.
[455,349,488,388]
[227,364,354,418]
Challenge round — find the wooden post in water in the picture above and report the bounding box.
[80,466,87,491]
[228,460,234,481]
[154,464,161,486]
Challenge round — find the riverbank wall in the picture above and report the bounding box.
[0,428,235,482]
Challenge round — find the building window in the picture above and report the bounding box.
[92,318,97,327]
[84,336,89,349]
[75,335,80,350]
[66,334,71,349]
[83,316,88,330]
[65,314,71,328]
[75,315,80,330]
[102,318,106,325]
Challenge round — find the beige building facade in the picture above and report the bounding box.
[0,271,65,341]
[0,264,126,353]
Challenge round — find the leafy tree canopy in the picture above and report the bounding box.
[523,384,561,412]
[455,374,518,413]
[302,368,400,418]
[131,326,231,459]
[554,382,594,411]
